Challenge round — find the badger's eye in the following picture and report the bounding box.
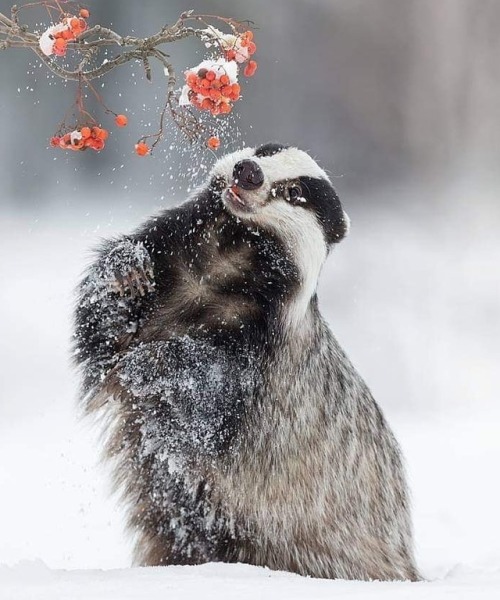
[287,184,303,203]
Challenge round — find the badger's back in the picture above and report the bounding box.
[204,311,417,581]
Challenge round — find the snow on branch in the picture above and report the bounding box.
[0,2,258,155]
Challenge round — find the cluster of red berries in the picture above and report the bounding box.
[50,125,109,152]
[185,67,241,116]
[225,30,258,77]
[49,113,153,156]
[181,28,258,122]
[40,17,257,155]
[50,114,128,152]
[39,9,90,57]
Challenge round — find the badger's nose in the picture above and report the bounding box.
[232,159,264,190]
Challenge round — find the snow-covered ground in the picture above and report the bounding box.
[1,562,500,600]
[1,186,499,598]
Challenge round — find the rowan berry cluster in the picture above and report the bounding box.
[50,112,130,152]
[180,29,258,121]
[181,59,240,117]
[39,8,89,57]
[178,28,258,149]
[224,30,258,76]
[50,125,109,152]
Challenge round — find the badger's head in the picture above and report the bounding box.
[209,143,350,326]
[210,142,349,247]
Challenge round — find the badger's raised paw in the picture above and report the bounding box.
[102,240,156,299]
[110,264,155,298]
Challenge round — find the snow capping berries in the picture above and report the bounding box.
[179,58,240,116]
[39,12,89,57]
[51,125,108,152]
[179,29,257,117]
[201,27,257,66]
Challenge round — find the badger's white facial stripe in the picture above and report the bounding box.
[250,199,327,329]
[209,146,329,188]
[258,147,329,183]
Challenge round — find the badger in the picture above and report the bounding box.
[74,142,419,581]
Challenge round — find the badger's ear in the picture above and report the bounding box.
[298,176,350,245]
[330,210,350,245]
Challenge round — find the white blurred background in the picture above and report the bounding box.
[0,0,499,580]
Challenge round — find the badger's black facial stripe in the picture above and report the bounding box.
[298,176,347,245]
[254,142,289,158]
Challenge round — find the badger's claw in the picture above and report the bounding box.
[102,240,156,299]
[110,266,155,298]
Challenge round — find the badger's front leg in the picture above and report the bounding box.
[74,238,156,394]
[116,337,258,460]
[104,240,155,298]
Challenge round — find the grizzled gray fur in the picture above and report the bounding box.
[74,143,419,581]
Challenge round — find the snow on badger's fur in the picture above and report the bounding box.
[73,143,419,581]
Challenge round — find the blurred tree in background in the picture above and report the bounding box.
[1,0,500,209]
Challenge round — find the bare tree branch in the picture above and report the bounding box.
[0,10,209,81]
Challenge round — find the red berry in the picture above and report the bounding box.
[186,72,198,87]
[115,114,128,127]
[135,142,149,156]
[92,127,108,141]
[53,37,67,56]
[207,136,220,150]
[91,138,105,151]
[201,98,213,110]
[244,60,258,77]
